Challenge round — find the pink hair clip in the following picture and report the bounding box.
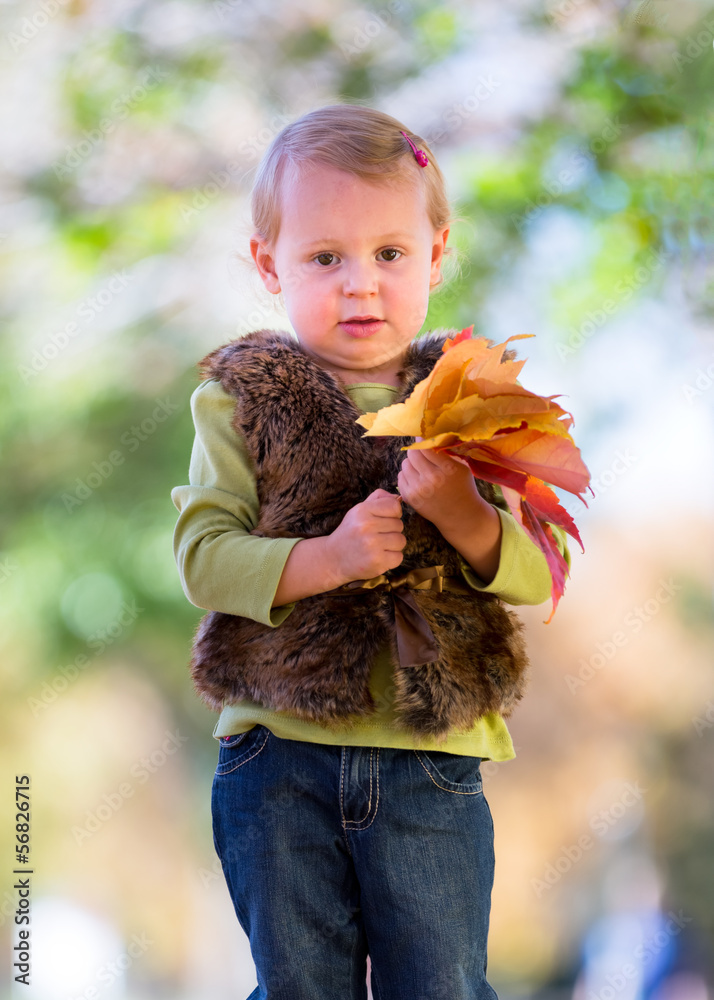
[400,130,428,167]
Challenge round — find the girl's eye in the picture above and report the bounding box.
[313,248,402,266]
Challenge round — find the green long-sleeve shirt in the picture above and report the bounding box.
[171,377,571,760]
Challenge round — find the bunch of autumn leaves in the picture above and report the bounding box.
[356,328,592,622]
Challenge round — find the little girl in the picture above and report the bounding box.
[172,103,571,1000]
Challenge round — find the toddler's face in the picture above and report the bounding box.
[250,161,449,385]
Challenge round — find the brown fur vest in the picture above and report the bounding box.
[189,328,529,742]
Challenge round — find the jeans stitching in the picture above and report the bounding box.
[351,746,373,824]
[219,732,247,748]
[353,747,380,831]
[339,750,349,844]
[413,750,483,795]
[341,747,381,831]
[215,727,270,775]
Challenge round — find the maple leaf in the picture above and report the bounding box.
[355,327,592,620]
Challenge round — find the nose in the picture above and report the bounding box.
[342,257,378,297]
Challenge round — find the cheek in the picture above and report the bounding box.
[294,283,330,318]
[406,257,432,288]
[306,279,333,305]
[402,296,429,329]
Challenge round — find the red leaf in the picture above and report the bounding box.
[443,325,474,351]
[521,503,571,623]
[449,453,530,495]
[523,477,586,552]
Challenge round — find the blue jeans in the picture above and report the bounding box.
[211,725,499,1000]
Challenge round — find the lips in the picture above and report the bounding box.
[340,318,385,338]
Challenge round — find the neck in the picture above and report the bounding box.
[341,373,403,387]
[305,355,405,388]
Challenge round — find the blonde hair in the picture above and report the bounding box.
[236,101,466,300]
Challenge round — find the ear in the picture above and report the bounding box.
[429,225,450,287]
[250,233,281,294]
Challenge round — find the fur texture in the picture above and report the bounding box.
[188,328,529,742]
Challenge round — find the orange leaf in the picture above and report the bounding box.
[356,328,591,619]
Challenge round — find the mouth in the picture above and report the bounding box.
[340,317,385,338]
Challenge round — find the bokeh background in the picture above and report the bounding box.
[2,0,713,997]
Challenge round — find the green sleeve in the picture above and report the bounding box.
[457,485,572,606]
[173,378,572,619]
[171,378,303,626]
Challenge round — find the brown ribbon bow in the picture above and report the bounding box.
[324,565,473,668]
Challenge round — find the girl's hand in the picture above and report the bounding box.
[397,437,487,530]
[326,488,405,584]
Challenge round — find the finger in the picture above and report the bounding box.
[372,495,403,518]
[380,521,406,536]
[368,488,401,505]
[405,445,438,470]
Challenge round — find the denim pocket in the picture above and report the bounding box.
[215,725,270,775]
[412,749,483,794]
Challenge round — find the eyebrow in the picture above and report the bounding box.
[300,233,413,250]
